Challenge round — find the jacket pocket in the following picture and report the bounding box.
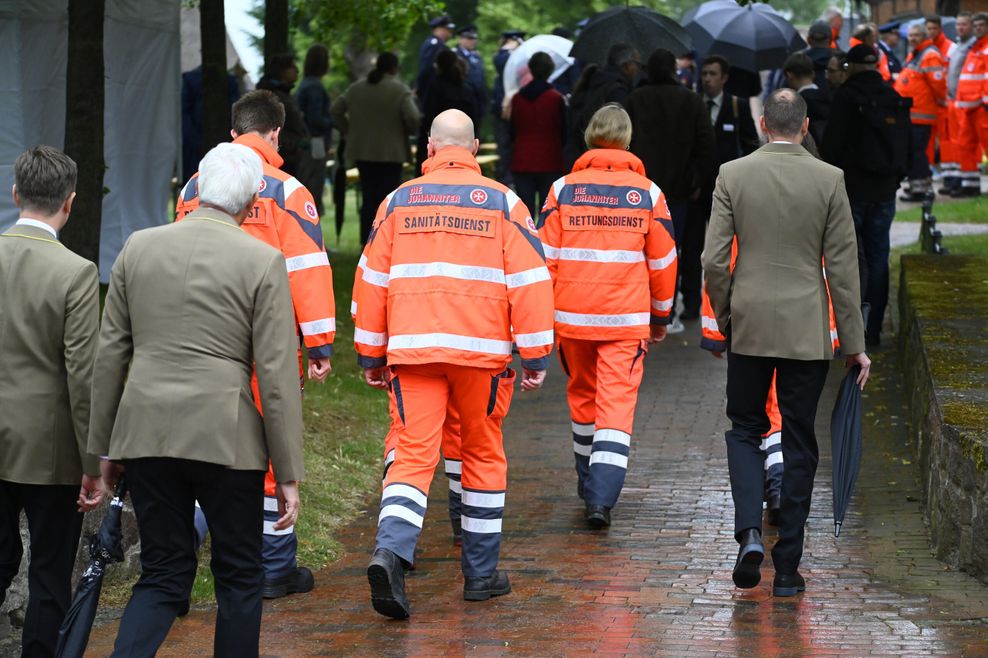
[486,368,516,419]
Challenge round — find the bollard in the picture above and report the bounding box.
[918,191,947,255]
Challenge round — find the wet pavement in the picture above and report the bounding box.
[84,334,988,657]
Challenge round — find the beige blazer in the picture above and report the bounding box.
[702,142,865,360]
[88,208,304,482]
[331,74,421,167]
[0,223,100,484]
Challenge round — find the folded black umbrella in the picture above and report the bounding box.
[682,0,806,72]
[333,136,348,240]
[56,477,127,658]
[571,6,692,65]
[831,366,862,537]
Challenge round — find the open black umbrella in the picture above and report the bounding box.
[831,366,862,537]
[55,477,128,658]
[333,137,348,240]
[571,6,692,65]
[682,0,805,72]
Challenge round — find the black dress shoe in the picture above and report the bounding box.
[585,504,611,528]
[463,570,511,601]
[766,495,781,527]
[680,307,700,321]
[773,571,806,597]
[577,478,585,500]
[177,597,191,617]
[367,549,410,619]
[262,566,315,599]
[732,528,764,589]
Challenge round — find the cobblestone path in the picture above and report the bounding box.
[85,336,988,656]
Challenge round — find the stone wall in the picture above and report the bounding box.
[898,254,988,582]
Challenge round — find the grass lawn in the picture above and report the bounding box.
[103,187,391,606]
[894,195,988,224]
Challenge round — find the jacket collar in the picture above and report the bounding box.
[572,149,647,176]
[758,142,809,156]
[3,222,61,242]
[910,39,936,59]
[183,206,242,229]
[422,146,482,175]
[233,133,284,169]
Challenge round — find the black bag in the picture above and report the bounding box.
[854,95,912,178]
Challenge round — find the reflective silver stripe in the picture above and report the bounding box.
[263,520,294,536]
[382,483,428,508]
[830,328,839,343]
[649,182,662,207]
[542,246,645,263]
[379,504,424,528]
[571,422,594,436]
[515,330,554,348]
[959,73,987,81]
[651,298,673,312]
[390,261,506,284]
[701,316,719,332]
[573,441,592,456]
[956,99,981,108]
[358,253,368,268]
[449,480,463,494]
[555,311,650,327]
[384,449,395,467]
[285,251,330,272]
[552,177,566,200]
[460,515,502,533]
[647,246,676,271]
[506,189,521,212]
[918,66,944,73]
[764,452,784,469]
[594,429,631,446]
[444,459,462,475]
[589,451,628,469]
[388,333,512,354]
[760,432,781,450]
[299,317,336,336]
[462,490,505,508]
[354,328,387,346]
[283,176,305,199]
[912,111,937,120]
[350,300,357,316]
[362,266,390,287]
[264,496,280,512]
[505,266,551,288]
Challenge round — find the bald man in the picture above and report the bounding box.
[354,109,554,618]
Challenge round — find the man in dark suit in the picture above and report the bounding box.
[783,52,832,145]
[90,143,305,656]
[702,89,871,598]
[0,146,104,658]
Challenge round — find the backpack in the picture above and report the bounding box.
[853,94,912,178]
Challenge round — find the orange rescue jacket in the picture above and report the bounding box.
[538,149,677,341]
[176,134,336,359]
[894,40,947,125]
[956,35,988,110]
[354,147,554,371]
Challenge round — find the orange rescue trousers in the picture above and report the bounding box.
[377,363,515,577]
[558,337,647,509]
[956,108,988,192]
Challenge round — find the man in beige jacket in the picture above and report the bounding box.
[89,143,304,657]
[0,146,103,657]
[702,89,871,598]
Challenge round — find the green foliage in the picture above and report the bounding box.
[297,0,443,50]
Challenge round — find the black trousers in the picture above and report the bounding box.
[0,480,83,658]
[356,160,403,245]
[908,124,933,182]
[725,351,830,575]
[512,171,561,221]
[111,458,265,658]
[680,199,708,315]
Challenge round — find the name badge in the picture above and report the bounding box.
[397,210,496,238]
[723,123,735,132]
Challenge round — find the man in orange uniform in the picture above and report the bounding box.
[539,105,677,528]
[355,109,554,619]
[941,13,977,195]
[926,15,958,169]
[895,23,947,200]
[953,13,988,197]
[176,90,335,599]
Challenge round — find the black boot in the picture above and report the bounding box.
[262,566,315,599]
[773,571,806,597]
[732,528,764,588]
[585,504,611,528]
[367,548,410,619]
[766,495,781,527]
[463,570,511,601]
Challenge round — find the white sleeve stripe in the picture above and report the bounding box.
[514,330,554,348]
[505,267,551,288]
[299,318,336,335]
[651,298,673,312]
[649,183,661,207]
[285,251,330,272]
[354,328,387,346]
[505,189,521,212]
[362,267,390,287]
[283,177,305,199]
[552,177,566,199]
[647,246,677,271]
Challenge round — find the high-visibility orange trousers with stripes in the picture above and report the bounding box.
[956,107,988,193]
[382,390,463,538]
[377,363,515,577]
[558,337,647,509]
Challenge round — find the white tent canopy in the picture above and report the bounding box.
[0,0,181,281]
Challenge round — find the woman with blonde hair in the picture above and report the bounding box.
[538,104,678,528]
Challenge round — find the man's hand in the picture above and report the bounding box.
[846,352,871,390]
[521,369,546,391]
[274,481,300,531]
[649,325,668,344]
[308,357,332,383]
[100,459,125,498]
[710,350,724,359]
[78,474,104,512]
[363,366,389,389]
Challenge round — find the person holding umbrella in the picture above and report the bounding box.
[0,146,104,658]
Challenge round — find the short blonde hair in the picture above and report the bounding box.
[584,103,632,150]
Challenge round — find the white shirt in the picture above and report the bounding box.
[15,217,58,239]
[705,92,724,124]
[797,83,819,93]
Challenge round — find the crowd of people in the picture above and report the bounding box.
[1,6,986,657]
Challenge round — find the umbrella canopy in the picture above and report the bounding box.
[683,0,806,72]
[56,477,128,658]
[571,6,692,66]
[502,34,575,100]
[830,366,863,537]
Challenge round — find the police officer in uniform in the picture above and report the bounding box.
[492,30,525,185]
[417,15,456,102]
[456,24,488,128]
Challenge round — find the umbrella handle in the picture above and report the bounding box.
[113,475,127,502]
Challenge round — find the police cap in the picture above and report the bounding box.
[458,24,479,39]
[429,15,455,30]
[501,30,526,39]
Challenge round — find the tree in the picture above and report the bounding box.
[200,0,229,152]
[265,0,291,67]
[61,0,105,266]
